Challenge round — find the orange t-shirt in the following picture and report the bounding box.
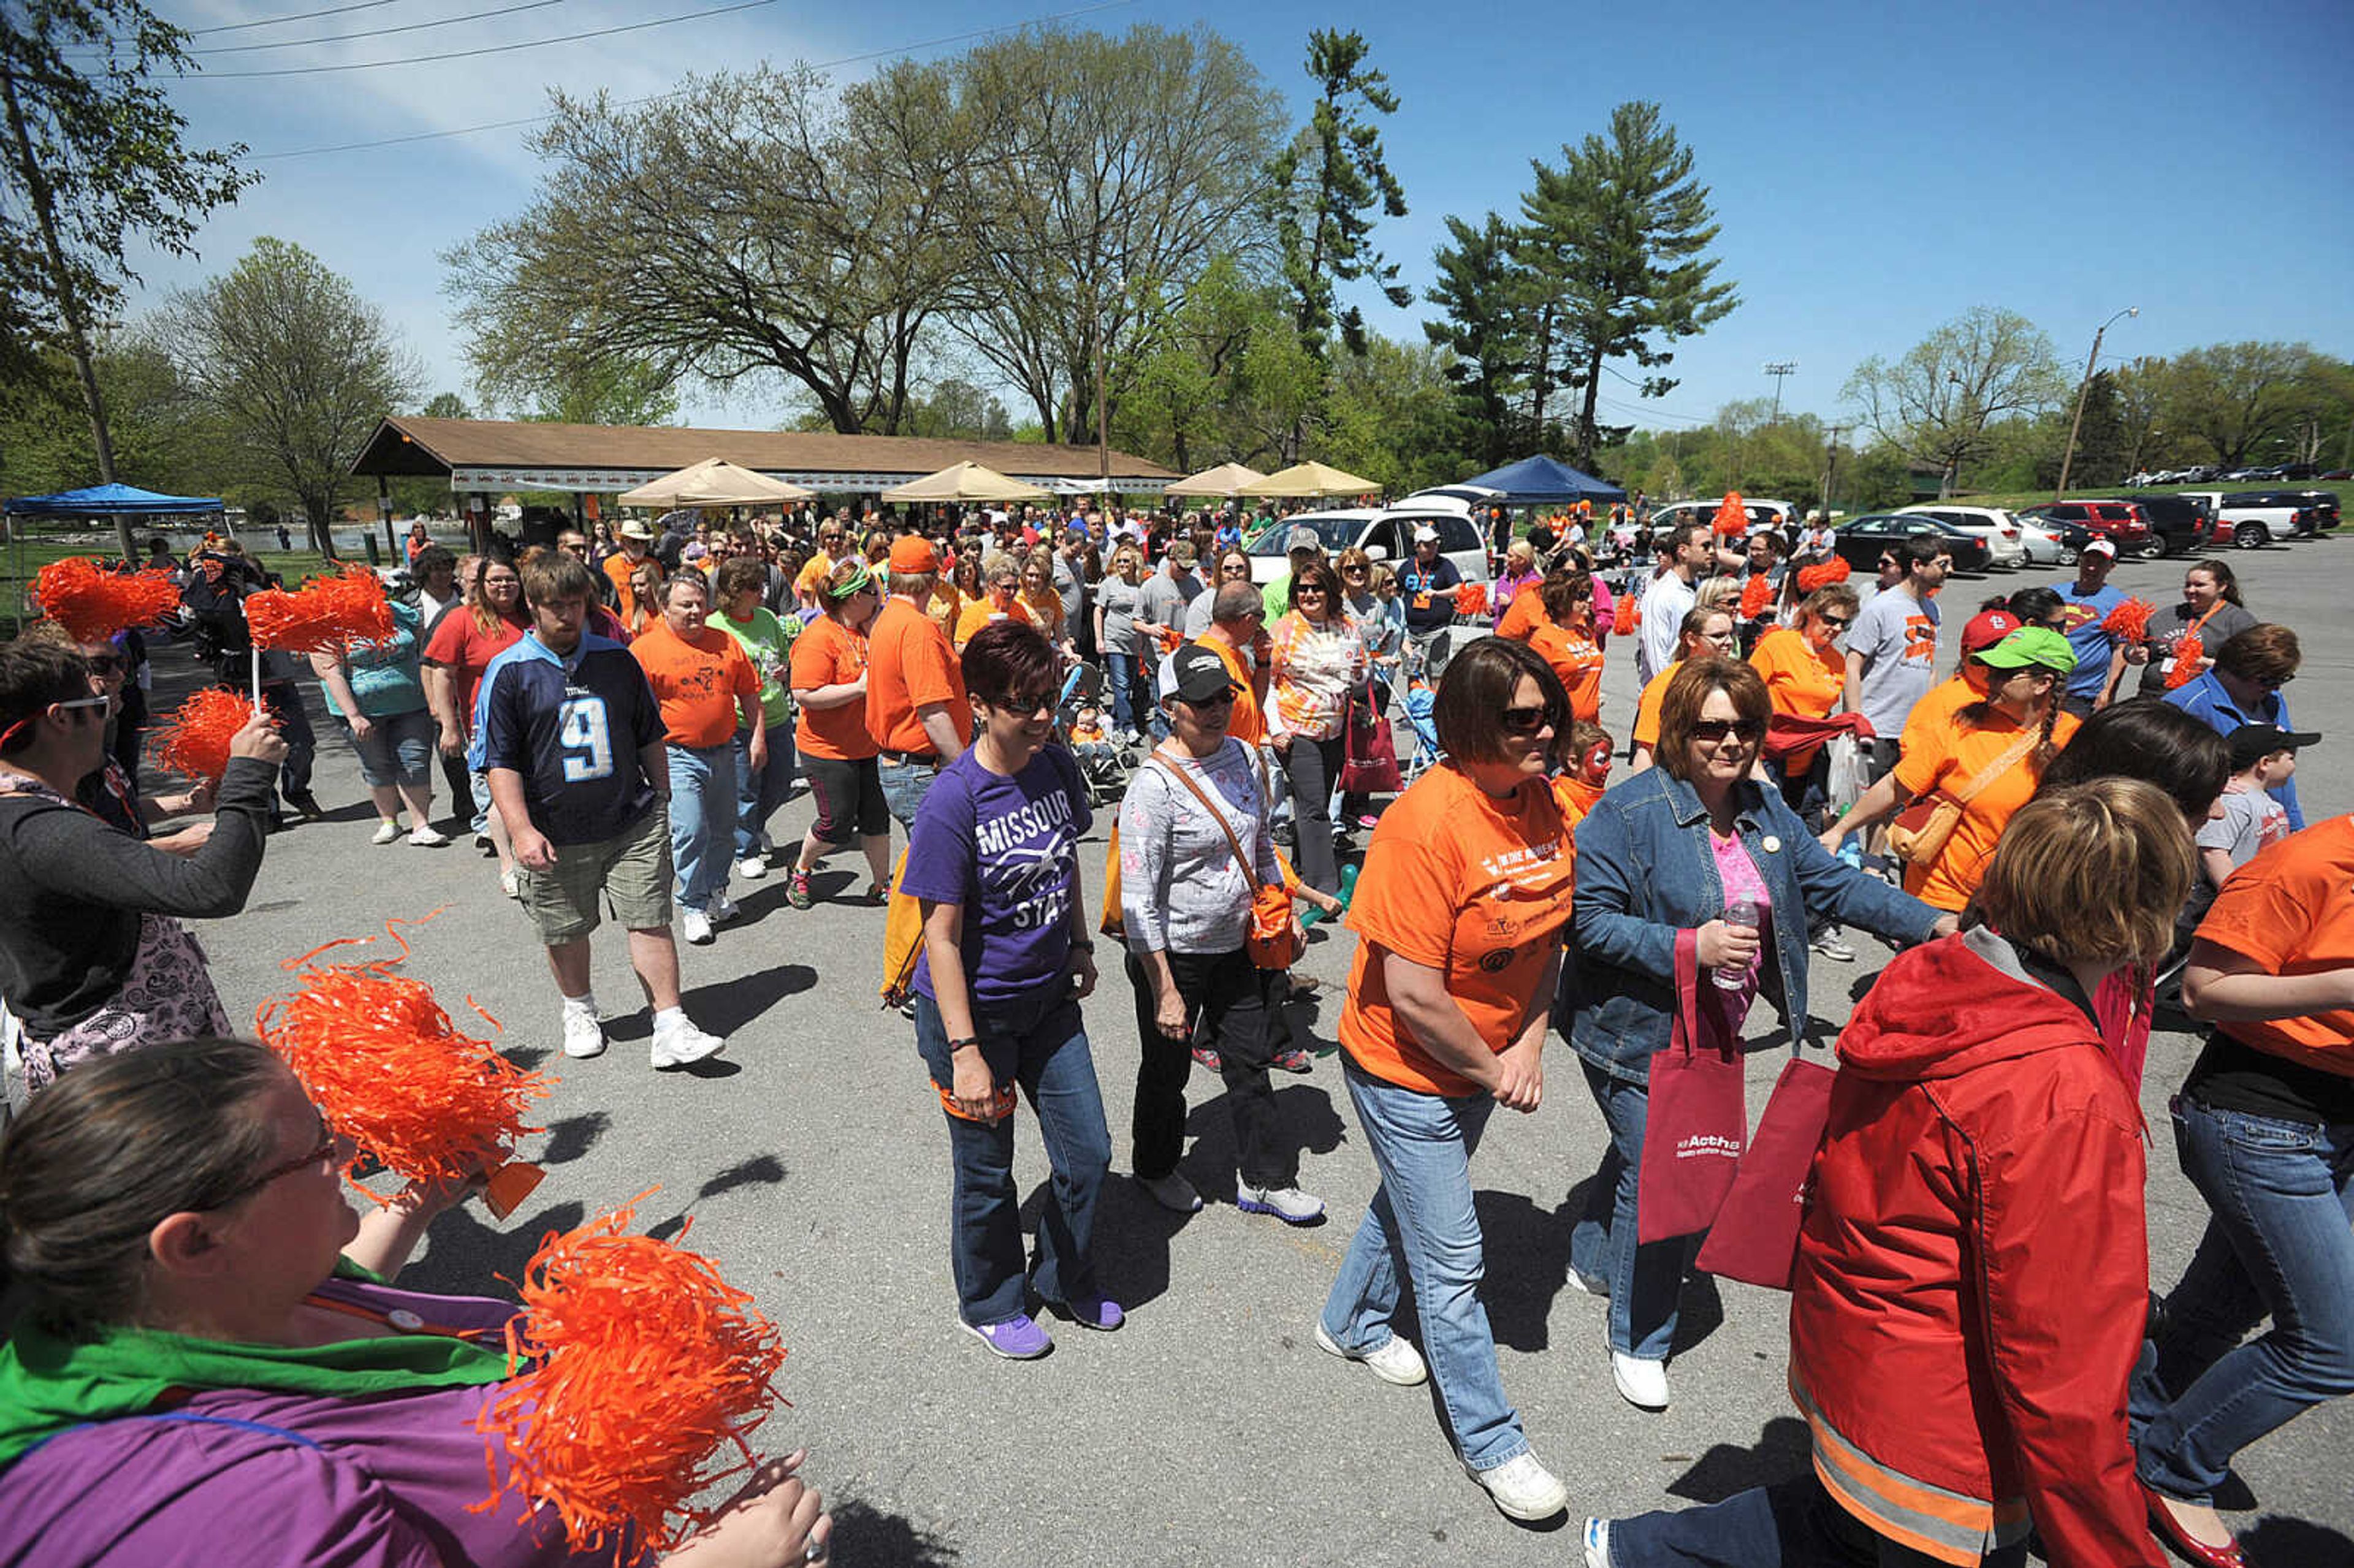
[631,621,758,749]
[1632,662,1679,750]
[1496,583,1550,642]
[1550,774,1605,827]
[866,595,972,755]
[923,582,962,633]
[1750,626,1845,721]
[1339,764,1575,1097]
[789,614,877,761]
[1200,636,1266,746]
[1528,622,1604,723]
[951,593,1036,650]
[2195,815,2354,1076]
[794,550,839,601]
[1899,673,1981,756]
[602,550,649,620]
[1891,705,2080,911]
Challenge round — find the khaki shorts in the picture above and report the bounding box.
[519,806,672,944]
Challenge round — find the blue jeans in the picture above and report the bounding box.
[1608,1475,2025,1568]
[1572,1060,1698,1361]
[1105,646,1139,734]
[2133,1097,2354,1501]
[878,755,937,832]
[665,742,736,911]
[1320,1060,1525,1470]
[913,988,1111,1326]
[732,723,796,860]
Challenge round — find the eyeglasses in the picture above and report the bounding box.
[213,1117,339,1208]
[51,695,109,714]
[1293,587,1328,599]
[1689,718,1767,744]
[1183,688,1237,709]
[1499,704,1554,735]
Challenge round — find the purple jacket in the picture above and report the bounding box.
[0,1281,616,1568]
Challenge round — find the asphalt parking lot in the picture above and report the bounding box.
[132,534,2354,1565]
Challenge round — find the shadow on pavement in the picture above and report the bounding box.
[645,1153,790,1243]
[1474,1189,1575,1352]
[403,1197,587,1296]
[1663,1414,1813,1504]
[828,1500,960,1566]
[601,963,813,1045]
[2241,1517,2354,1565]
[538,1110,609,1166]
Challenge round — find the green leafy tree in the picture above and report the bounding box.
[1,0,254,555]
[421,391,473,422]
[902,379,1013,442]
[1115,254,1319,471]
[1423,213,1530,470]
[1322,335,1465,495]
[1265,30,1409,359]
[1844,306,2065,498]
[0,334,219,501]
[2162,341,2336,468]
[522,355,678,427]
[156,238,419,559]
[1519,102,1737,468]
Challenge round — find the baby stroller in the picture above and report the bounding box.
[1056,660,1129,807]
[1398,677,1443,785]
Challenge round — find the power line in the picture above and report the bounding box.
[249,0,1136,158]
[185,0,573,55]
[181,0,405,37]
[189,0,779,79]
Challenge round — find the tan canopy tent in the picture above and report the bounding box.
[880,462,1052,504]
[1237,461,1380,499]
[617,458,815,509]
[1163,462,1270,498]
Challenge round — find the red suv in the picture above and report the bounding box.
[2022,500,2155,556]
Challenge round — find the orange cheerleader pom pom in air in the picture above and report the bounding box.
[1794,557,1852,595]
[246,566,396,653]
[1713,491,1748,537]
[1452,580,1488,617]
[2101,596,2155,642]
[31,557,183,643]
[255,916,550,1217]
[1739,574,1775,620]
[150,687,260,784]
[473,1193,789,1555]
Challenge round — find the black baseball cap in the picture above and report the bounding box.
[1160,643,1238,704]
[2226,723,2319,769]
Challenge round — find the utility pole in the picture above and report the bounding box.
[1763,361,1797,424]
[1824,424,1849,517]
[2056,308,2138,501]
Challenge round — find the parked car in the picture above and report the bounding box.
[1830,514,1993,574]
[2016,500,2158,557]
[2080,492,2209,557]
[1893,504,2029,568]
[2231,489,2341,532]
[2176,491,2309,549]
[2011,513,2090,565]
[1647,497,1801,538]
[1246,499,1491,588]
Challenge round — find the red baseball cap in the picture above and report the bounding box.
[1960,609,2021,655]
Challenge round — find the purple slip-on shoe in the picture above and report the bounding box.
[961,1312,1053,1359]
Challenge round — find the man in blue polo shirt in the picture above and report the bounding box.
[478,551,726,1070]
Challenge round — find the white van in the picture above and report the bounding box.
[1647,497,1800,536]
[1243,497,1491,588]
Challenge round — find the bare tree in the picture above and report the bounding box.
[1844,307,2064,497]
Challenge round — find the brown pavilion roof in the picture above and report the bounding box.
[350,416,1176,495]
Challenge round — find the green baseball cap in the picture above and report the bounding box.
[1975,625,2077,674]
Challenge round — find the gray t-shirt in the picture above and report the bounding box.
[1096,576,1143,654]
[1135,566,1202,639]
[1183,587,1217,637]
[2138,600,2258,696]
[2195,785,2290,872]
[1053,553,1088,631]
[1849,585,1941,739]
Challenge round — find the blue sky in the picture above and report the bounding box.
[129,0,2354,435]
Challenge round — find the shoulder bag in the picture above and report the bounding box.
[1886,723,2042,867]
[1149,747,1302,971]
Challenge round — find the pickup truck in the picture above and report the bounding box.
[2177,492,2312,549]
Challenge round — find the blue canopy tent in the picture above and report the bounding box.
[1455,455,1625,506]
[4,484,224,627]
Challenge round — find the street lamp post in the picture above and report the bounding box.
[2055,307,2138,501]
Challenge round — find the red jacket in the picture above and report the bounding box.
[1787,929,2162,1568]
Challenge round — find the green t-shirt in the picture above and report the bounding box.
[712,606,798,729]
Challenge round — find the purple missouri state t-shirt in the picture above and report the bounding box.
[901,744,1092,1007]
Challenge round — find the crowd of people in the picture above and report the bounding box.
[0,491,2345,1567]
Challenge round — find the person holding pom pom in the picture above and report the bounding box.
[0,1039,834,1568]
[0,637,285,1093]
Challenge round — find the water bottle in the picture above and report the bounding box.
[1715,898,1761,991]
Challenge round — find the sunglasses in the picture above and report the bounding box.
[1690,718,1767,744]
[1817,615,1853,631]
[1499,704,1554,735]
[1293,587,1328,598]
[83,653,126,676]
[1184,688,1237,708]
[214,1117,339,1208]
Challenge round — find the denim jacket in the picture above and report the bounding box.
[1561,766,1942,1083]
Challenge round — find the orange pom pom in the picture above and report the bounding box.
[1740,574,1774,619]
[1713,491,1747,537]
[473,1193,788,1555]
[255,916,550,1201]
[1452,581,1487,617]
[246,566,395,653]
[150,688,259,783]
[1612,593,1639,637]
[32,557,182,642]
[2165,633,2205,688]
[2102,596,2155,641]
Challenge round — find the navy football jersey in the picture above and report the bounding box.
[478,633,661,845]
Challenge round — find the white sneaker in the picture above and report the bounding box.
[1464,1451,1569,1522]
[736,856,767,880]
[651,1016,726,1070]
[708,892,741,924]
[370,820,401,845]
[1237,1184,1325,1225]
[1582,1518,1614,1568]
[1312,1320,1427,1387]
[560,1005,606,1059]
[1137,1170,1203,1214]
[1611,1350,1670,1410]
[680,907,714,945]
[406,824,450,847]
